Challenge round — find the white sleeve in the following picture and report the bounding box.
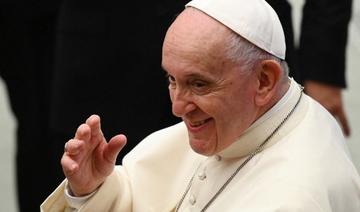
[64,181,98,210]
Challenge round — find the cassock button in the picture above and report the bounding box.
[198,172,206,180]
[214,155,222,161]
[189,194,196,205]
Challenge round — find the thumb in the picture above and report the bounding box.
[104,134,127,164]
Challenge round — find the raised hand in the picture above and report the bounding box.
[61,115,127,196]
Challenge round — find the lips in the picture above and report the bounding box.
[190,119,208,127]
[187,118,212,131]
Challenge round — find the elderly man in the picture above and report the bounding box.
[41,0,360,211]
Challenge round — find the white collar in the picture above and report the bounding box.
[218,78,307,159]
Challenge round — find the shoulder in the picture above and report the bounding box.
[299,94,345,142]
[123,122,190,163]
[225,176,359,212]
[133,121,188,151]
[241,181,327,212]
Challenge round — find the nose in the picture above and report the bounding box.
[171,88,196,117]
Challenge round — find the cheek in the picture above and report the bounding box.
[217,94,254,130]
[228,101,256,136]
[207,99,235,132]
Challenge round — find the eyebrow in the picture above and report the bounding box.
[161,65,217,81]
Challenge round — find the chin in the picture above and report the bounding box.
[189,138,216,156]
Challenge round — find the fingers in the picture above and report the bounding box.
[64,139,85,156]
[62,114,126,177]
[103,134,127,164]
[61,151,79,177]
[74,123,91,141]
[62,115,101,178]
[86,115,104,141]
[61,157,78,176]
[62,139,85,175]
[72,115,104,151]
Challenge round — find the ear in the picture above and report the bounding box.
[254,60,282,106]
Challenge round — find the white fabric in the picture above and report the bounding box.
[64,182,97,210]
[41,79,360,211]
[186,0,286,59]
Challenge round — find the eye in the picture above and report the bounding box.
[192,80,206,88]
[168,75,175,83]
[167,74,176,88]
[190,79,210,95]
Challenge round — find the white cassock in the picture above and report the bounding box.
[41,78,360,212]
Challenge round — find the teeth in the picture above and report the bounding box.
[191,120,207,127]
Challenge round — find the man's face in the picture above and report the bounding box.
[162,9,260,156]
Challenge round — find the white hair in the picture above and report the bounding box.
[225,32,289,80]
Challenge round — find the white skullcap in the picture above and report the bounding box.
[186,0,286,60]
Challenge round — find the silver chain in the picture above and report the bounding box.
[175,86,303,212]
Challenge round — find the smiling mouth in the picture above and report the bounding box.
[189,118,212,128]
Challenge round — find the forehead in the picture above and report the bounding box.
[165,8,232,52]
[162,8,234,77]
